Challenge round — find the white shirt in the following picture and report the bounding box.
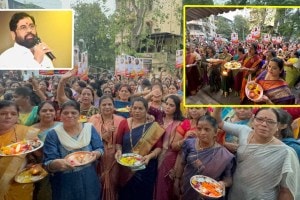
[0,43,54,70]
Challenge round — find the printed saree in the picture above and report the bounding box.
[118,121,164,200]
[256,70,295,104]
[0,124,39,200]
[240,54,261,100]
[181,139,235,200]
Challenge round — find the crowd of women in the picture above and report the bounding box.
[186,41,300,104]
[0,67,300,200]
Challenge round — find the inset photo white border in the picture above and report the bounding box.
[0,9,74,70]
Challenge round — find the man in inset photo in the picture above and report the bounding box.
[0,12,54,69]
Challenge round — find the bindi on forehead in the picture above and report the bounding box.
[18,17,34,26]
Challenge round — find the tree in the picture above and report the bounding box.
[112,0,181,56]
[215,16,232,40]
[72,1,115,70]
[276,8,300,41]
[233,15,249,40]
[183,0,214,4]
[225,0,298,5]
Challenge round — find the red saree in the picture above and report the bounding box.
[240,53,261,100]
[186,52,201,95]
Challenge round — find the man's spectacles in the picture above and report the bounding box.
[16,24,36,32]
[254,117,277,126]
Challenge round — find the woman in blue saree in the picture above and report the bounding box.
[174,115,235,200]
[115,97,165,200]
[43,100,104,200]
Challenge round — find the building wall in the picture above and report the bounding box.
[145,0,182,35]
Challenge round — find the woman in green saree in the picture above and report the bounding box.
[13,86,39,126]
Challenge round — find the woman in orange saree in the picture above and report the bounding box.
[0,100,39,200]
[88,95,125,200]
[239,43,261,103]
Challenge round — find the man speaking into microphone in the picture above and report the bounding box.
[0,12,55,70]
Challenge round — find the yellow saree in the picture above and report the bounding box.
[0,124,39,200]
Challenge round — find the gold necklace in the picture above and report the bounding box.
[241,132,275,160]
[196,138,215,151]
[249,133,275,145]
[129,119,147,153]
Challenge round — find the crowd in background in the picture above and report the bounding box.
[186,40,300,104]
[0,64,299,199]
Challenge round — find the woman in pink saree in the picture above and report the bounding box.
[155,95,184,200]
[88,95,125,200]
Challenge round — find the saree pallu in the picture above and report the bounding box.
[0,124,39,200]
[19,106,39,126]
[284,57,300,88]
[89,114,124,200]
[156,121,181,200]
[119,122,164,200]
[181,139,234,200]
[256,70,295,104]
[240,54,261,100]
[229,145,300,200]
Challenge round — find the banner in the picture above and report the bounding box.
[115,55,126,76]
[125,55,135,78]
[39,70,54,76]
[272,36,277,44]
[231,32,239,43]
[251,26,260,39]
[246,34,254,43]
[115,55,147,78]
[264,8,276,27]
[176,50,183,69]
[39,70,69,76]
[262,34,271,44]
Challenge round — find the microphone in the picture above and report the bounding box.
[33,36,56,60]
